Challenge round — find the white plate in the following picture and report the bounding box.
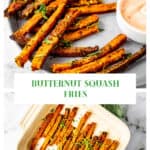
[5,0,146,87]
[17,105,131,150]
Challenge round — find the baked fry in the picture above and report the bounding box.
[63,24,99,42]
[31,9,80,71]
[70,0,102,7]
[40,115,63,150]
[72,124,92,150]
[55,107,78,144]
[109,140,119,150]
[70,2,116,15]
[67,111,92,149]
[79,122,96,150]
[50,108,70,145]
[99,47,146,73]
[11,1,58,45]
[93,132,108,150]
[51,34,127,72]
[30,113,53,150]
[20,0,52,18]
[61,48,125,73]
[68,14,99,31]
[15,3,66,67]
[99,139,113,150]
[43,104,64,137]
[4,0,31,17]
[51,46,99,57]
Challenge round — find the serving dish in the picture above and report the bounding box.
[17,105,130,150]
[116,0,146,44]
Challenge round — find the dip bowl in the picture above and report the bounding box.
[116,0,146,44]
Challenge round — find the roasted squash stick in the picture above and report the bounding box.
[63,24,99,42]
[20,0,52,18]
[31,9,80,71]
[51,34,127,72]
[4,0,31,17]
[15,2,67,67]
[61,48,125,73]
[51,46,99,57]
[99,47,146,73]
[68,14,99,31]
[12,1,58,45]
[70,2,116,15]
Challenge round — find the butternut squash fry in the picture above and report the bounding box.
[11,1,58,46]
[4,0,31,17]
[67,111,92,149]
[15,3,66,67]
[70,2,116,15]
[30,113,53,150]
[93,132,108,150]
[51,46,99,57]
[99,47,146,73]
[68,14,99,31]
[51,34,127,72]
[43,104,64,137]
[20,0,52,18]
[61,48,125,73]
[99,139,113,150]
[40,115,63,150]
[70,0,102,7]
[31,9,80,71]
[63,24,99,42]
[109,140,119,150]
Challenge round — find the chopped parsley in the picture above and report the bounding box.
[35,4,48,20]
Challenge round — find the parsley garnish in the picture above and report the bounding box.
[60,39,72,47]
[44,38,51,44]
[35,4,48,20]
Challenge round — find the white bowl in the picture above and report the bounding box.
[116,0,146,44]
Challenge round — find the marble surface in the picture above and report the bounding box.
[4,93,146,150]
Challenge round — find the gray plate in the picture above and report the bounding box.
[7,0,146,88]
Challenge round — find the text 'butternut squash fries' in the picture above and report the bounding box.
[4,0,145,73]
[30,104,120,150]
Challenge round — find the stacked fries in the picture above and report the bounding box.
[4,0,145,73]
[30,105,120,150]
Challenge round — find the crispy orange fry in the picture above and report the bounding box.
[30,113,53,150]
[109,140,119,150]
[93,132,108,150]
[43,105,64,137]
[40,114,63,150]
[51,34,127,72]
[20,0,52,18]
[79,122,96,150]
[72,124,92,150]
[31,9,80,71]
[49,108,70,145]
[61,48,125,73]
[70,0,102,7]
[68,14,99,31]
[15,3,66,67]
[4,0,31,17]
[67,111,92,149]
[99,47,146,73]
[11,1,58,45]
[55,107,78,144]
[51,46,99,57]
[63,24,99,42]
[99,139,113,150]
[70,2,116,15]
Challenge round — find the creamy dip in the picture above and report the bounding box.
[121,0,146,32]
